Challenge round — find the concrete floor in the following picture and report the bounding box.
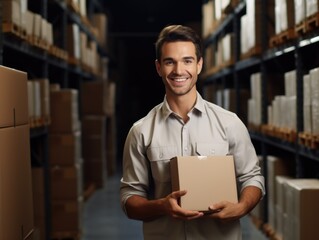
[82,173,268,240]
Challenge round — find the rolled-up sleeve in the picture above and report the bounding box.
[227,116,265,197]
[120,125,150,215]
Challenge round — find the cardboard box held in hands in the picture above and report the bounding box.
[170,155,238,212]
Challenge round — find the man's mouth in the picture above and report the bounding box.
[170,77,188,82]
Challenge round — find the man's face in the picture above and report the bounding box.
[155,41,203,97]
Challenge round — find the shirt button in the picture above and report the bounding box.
[159,153,163,158]
[184,147,188,152]
[211,150,215,155]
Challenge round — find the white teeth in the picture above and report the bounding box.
[173,78,187,82]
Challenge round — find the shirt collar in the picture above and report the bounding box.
[161,92,206,120]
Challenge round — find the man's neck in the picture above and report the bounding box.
[166,91,197,122]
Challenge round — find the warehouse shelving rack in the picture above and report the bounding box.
[201,0,319,225]
[0,1,108,239]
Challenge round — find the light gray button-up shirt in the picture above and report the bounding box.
[120,92,265,240]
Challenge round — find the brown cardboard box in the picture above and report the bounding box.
[91,13,108,48]
[50,163,83,200]
[84,159,107,188]
[32,168,46,240]
[267,156,292,230]
[0,124,34,240]
[283,179,319,240]
[81,81,115,116]
[49,89,80,133]
[2,1,20,26]
[49,131,82,166]
[67,24,81,60]
[170,155,238,211]
[51,198,83,232]
[0,65,29,128]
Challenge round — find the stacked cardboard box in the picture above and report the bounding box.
[81,81,117,189]
[283,179,319,240]
[32,168,46,240]
[275,175,293,239]
[0,65,34,239]
[266,156,293,233]
[49,88,83,235]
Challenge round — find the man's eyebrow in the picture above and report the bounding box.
[162,57,174,62]
[162,56,195,61]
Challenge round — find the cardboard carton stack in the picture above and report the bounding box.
[0,65,34,239]
[81,80,117,189]
[48,86,83,237]
[282,179,319,240]
[31,168,46,240]
[266,156,293,232]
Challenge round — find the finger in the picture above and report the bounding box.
[171,190,187,199]
[208,201,227,211]
[174,210,203,220]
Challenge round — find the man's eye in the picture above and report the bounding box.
[165,61,173,65]
[184,59,193,64]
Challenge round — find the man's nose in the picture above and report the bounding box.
[173,62,183,75]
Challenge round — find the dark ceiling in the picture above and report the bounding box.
[101,0,203,34]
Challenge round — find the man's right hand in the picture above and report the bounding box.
[162,190,204,220]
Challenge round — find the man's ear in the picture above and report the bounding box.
[155,59,161,77]
[197,57,203,75]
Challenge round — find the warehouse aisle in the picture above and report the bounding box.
[82,173,268,240]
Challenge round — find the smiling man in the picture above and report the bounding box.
[120,25,265,240]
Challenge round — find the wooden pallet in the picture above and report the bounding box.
[299,132,319,149]
[306,12,319,32]
[2,22,26,39]
[68,56,81,66]
[249,123,262,133]
[49,46,68,61]
[30,117,43,129]
[84,182,96,201]
[221,58,235,68]
[261,124,275,136]
[277,128,297,143]
[51,231,81,240]
[28,35,50,51]
[240,45,262,60]
[261,125,296,143]
[269,28,296,48]
[295,21,307,36]
[200,65,222,80]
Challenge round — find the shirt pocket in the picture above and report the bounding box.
[146,146,178,183]
[195,142,229,156]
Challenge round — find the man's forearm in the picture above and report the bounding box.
[239,186,262,216]
[125,195,166,221]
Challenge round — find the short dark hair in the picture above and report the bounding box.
[155,25,203,62]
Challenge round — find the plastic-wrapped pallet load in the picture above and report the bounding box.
[303,74,312,133]
[306,0,319,17]
[294,0,306,25]
[310,68,319,135]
